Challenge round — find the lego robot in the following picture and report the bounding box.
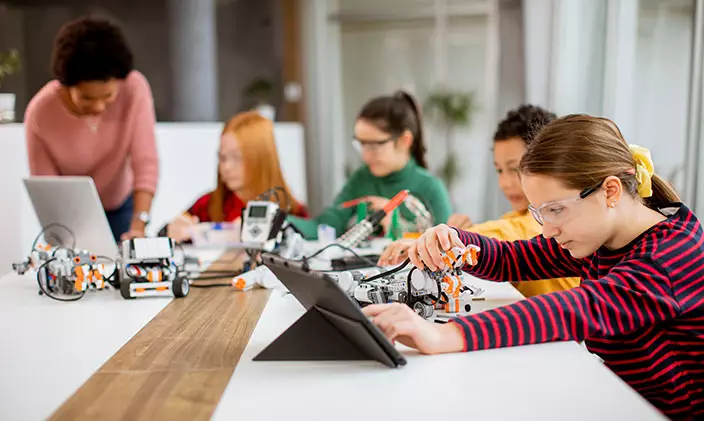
[238,200,305,273]
[331,245,483,319]
[116,237,190,299]
[421,245,481,314]
[12,243,109,301]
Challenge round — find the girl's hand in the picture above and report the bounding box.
[378,239,415,266]
[447,213,473,230]
[408,224,465,271]
[366,196,393,234]
[365,196,390,211]
[167,214,199,242]
[362,303,465,354]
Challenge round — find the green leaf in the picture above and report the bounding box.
[423,89,476,126]
[437,154,462,189]
[244,78,273,101]
[0,49,21,84]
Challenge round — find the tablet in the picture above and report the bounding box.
[255,253,407,368]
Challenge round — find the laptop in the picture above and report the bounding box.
[254,253,407,368]
[23,176,118,258]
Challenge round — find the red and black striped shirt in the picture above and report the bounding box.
[453,203,704,420]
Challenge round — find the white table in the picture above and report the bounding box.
[0,242,667,421]
[212,276,666,421]
[0,247,222,421]
[0,239,381,420]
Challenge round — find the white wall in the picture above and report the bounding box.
[336,15,496,220]
[483,0,524,220]
[633,2,693,193]
[523,0,691,196]
[0,122,306,272]
[301,0,500,222]
[550,0,608,116]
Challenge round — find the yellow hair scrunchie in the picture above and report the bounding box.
[628,144,654,198]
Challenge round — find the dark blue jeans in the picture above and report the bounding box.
[105,194,134,242]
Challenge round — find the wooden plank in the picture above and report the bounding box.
[49,252,270,421]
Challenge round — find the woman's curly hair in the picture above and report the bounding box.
[52,16,133,86]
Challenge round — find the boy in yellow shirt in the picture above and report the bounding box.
[378,105,580,297]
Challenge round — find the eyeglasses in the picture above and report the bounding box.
[352,136,396,153]
[218,153,242,165]
[528,182,601,226]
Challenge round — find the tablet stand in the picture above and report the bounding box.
[254,306,370,362]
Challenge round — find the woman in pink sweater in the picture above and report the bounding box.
[24,17,158,241]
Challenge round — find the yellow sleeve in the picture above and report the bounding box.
[468,216,536,242]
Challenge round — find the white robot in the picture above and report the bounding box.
[116,237,190,299]
[332,245,483,319]
[12,243,109,301]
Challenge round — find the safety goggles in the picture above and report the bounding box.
[527,182,601,226]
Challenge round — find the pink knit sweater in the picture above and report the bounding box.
[24,70,159,211]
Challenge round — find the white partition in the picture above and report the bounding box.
[0,122,307,271]
[150,122,308,233]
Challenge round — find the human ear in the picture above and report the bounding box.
[398,129,413,150]
[602,176,623,207]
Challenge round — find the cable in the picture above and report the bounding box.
[195,252,247,267]
[190,282,233,288]
[183,272,241,280]
[36,258,85,302]
[31,223,76,253]
[50,246,76,259]
[188,268,244,287]
[273,186,290,212]
[298,243,382,270]
[191,275,236,281]
[362,258,410,283]
[184,269,241,275]
[255,186,291,213]
[95,255,119,288]
[104,267,119,288]
[299,243,336,260]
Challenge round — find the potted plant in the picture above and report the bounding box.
[424,88,475,191]
[244,77,275,121]
[0,49,21,123]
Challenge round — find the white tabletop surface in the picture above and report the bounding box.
[0,242,666,421]
[0,247,223,421]
[212,276,666,421]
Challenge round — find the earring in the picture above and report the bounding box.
[608,202,616,208]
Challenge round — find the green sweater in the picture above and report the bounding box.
[288,159,452,239]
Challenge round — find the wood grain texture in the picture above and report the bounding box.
[49,251,270,421]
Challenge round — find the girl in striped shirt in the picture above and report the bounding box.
[363,115,704,420]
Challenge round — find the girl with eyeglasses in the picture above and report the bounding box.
[164,111,308,242]
[363,115,704,420]
[288,90,452,239]
[378,105,580,297]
